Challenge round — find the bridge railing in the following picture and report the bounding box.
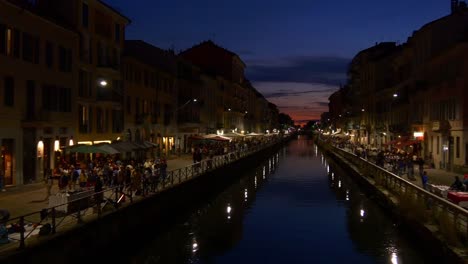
[0,137,285,253]
[322,142,468,245]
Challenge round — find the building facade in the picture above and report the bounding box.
[0,0,78,184]
[328,1,468,173]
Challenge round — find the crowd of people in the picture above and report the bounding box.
[47,135,281,200]
[328,136,467,194]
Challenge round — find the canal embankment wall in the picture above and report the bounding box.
[1,138,289,264]
[316,139,468,264]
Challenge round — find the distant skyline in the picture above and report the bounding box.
[106,0,450,123]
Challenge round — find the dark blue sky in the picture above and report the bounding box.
[106,0,449,122]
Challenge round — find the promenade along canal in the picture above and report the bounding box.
[117,137,438,263]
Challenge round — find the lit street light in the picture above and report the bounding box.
[99,80,108,87]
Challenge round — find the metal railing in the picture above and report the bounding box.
[318,140,468,245]
[0,137,284,252]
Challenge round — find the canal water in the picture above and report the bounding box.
[125,137,438,264]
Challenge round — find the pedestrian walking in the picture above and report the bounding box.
[417,157,425,176]
[421,171,428,190]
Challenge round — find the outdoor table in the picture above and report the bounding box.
[447,191,468,207]
[428,184,450,198]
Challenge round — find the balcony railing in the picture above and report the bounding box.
[96,90,122,102]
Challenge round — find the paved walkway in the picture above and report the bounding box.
[0,154,194,219]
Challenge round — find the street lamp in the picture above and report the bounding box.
[99,79,108,87]
[177,98,197,111]
[393,93,398,98]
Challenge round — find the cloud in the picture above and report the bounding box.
[246,56,348,123]
[253,81,339,121]
[264,88,337,98]
[246,56,350,86]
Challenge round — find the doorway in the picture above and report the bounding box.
[2,139,15,185]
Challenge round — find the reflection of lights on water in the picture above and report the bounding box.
[254,177,257,188]
[338,180,341,188]
[327,165,329,173]
[227,204,232,220]
[263,166,266,178]
[192,242,198,253]
[331,172,334,181]
[390,252,398,264]
[346,190,349,201]
[360,209,365,217]
[244,188,248,201]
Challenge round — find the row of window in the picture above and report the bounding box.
[78,105,123,134]
[429,98,458,121]
[42,85,71,112]
[127,96,161,119]
[2,76,70,113]
[82,2,121,43]
[430,135,467,164]
[0,24,72,72]
[124,63,174,93]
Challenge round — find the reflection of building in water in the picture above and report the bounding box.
[185,152,280,258]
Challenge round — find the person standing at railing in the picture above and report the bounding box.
[117,165,125,196]
[0,209,9,244]
[71,165,80,191]
[207,154,213,170]
[79,170,88,188]
[406,158,415,180]
[160,159,167,181]
[94,176,103,205]
[131,168,142,196]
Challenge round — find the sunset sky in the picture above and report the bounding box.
[107,0,449,123]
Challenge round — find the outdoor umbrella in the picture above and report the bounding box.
[206,135,231,142]
[95,144,120,154]
[69,144,111,154]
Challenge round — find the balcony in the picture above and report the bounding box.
[135,113,157,125]
[96,89,122,103]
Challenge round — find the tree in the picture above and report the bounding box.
[278,113,294,128]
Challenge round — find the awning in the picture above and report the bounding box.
[246,132,264,136]
[399,139,421,147]
[95,144,120,154]
[206,135,231,142]
[142,141,158,148]
[223,132,245,138]
[384,137,420,147]
[110,141,141,152]
[69,144,111,154]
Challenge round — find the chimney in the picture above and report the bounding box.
[452,0,459,13]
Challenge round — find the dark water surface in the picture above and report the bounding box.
[128,137,438,264]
